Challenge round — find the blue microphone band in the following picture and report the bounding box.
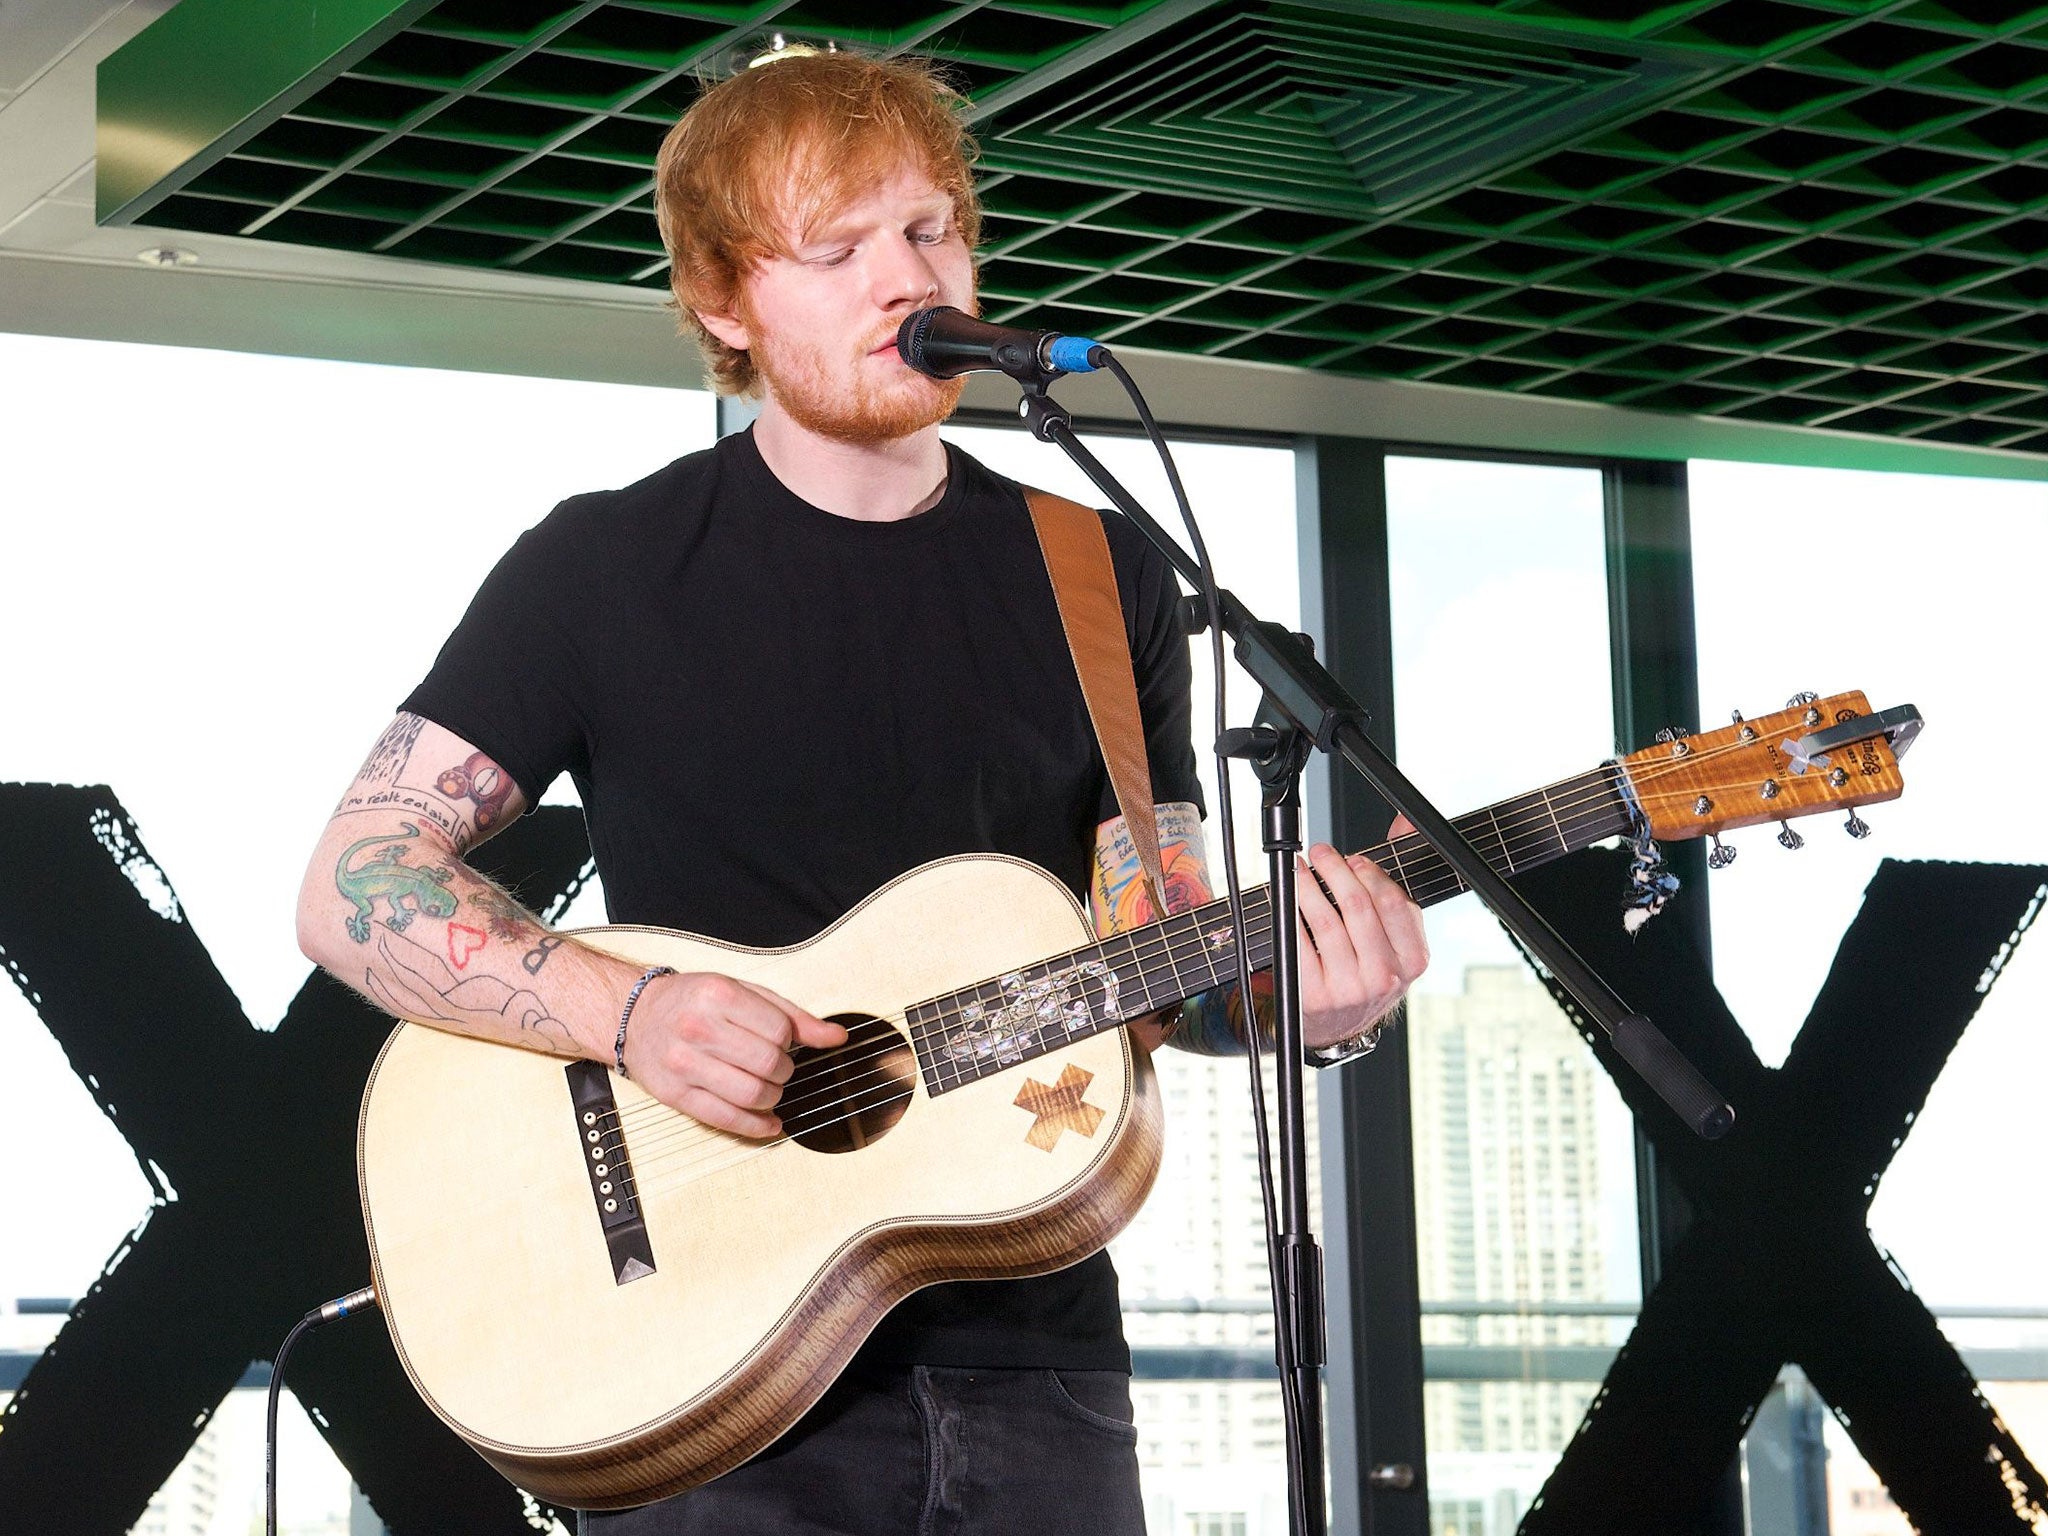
[1044,335,1106,374]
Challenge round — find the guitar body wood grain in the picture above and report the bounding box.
[357,854,1163,1509]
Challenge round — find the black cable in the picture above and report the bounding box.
[267,1285,378,1536]
[1100,353,1310,1536]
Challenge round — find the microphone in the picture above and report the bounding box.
[896,306,1107,382]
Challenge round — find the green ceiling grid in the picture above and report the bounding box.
[97,0,2048,453]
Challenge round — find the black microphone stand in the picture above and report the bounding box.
[1007,375,1733,1536]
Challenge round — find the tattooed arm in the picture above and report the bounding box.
[1089,804,1428,1057]
[297,713,844,1136]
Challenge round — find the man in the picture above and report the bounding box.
[297,48,1426,1534]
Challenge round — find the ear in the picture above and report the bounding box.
[694,306,750,351]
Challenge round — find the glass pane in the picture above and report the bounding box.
[1691,459,2048,1531]
[1384,455,1643,1531]
[946,422,1309,1535]
[0,332,712,1534]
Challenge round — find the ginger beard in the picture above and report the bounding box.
[738,289,969,447]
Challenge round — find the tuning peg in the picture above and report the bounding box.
[1845,809,1871,839]
[1787,691,1819,708]
[1777,821,1805,851]
[1656,726,1692,758]
[1708,834,1737,869]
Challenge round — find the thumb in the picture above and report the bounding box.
[1388,814,1417,840]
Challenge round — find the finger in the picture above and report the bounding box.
[1295,853,1347,957]
[687,1052,786,1114]
[1308,843,1393,961]
[699,1023,797,1085]
[733,978,849,1047]
[675,1084,780,1140]
[1388,814,1417,840]
[792,1012,851,1049]
[1346,852,1430,979]
[1293,910,1328,996]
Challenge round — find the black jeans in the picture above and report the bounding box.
[578,1365,1146,1535]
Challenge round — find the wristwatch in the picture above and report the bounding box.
[1307,1014,1389,1069]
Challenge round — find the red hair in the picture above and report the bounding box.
[654,51,982,396]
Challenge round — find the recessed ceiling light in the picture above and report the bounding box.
[136,246,198,267]
[742,34,837,70]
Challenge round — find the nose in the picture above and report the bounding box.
[876,237,940,311]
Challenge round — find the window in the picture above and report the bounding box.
[0,332,716,1533]
[1691,458,2048,1531]
[1385,454,1644,1526]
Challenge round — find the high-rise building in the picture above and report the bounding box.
[130,1414,220,1536]
[1408,964,1612,1532]
[1116,1050,1321,1536]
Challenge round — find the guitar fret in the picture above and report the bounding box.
[913,767,1634,1096]
[1539,784,1569,855]
[1484,804,1516,873]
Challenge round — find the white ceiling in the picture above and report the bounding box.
[2,0,2043,478]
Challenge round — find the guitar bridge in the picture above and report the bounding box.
[565,1061,656,1286]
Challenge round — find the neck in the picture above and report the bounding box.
[751,398,949,522]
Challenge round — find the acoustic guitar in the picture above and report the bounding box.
[356,691,1916,1508]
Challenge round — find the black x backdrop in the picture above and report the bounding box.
[1,783,2044,1532]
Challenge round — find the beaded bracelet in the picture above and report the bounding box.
[615,965,675,1080]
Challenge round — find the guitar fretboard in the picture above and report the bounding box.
[909,764,1634,1095]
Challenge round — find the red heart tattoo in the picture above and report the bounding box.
[446,923,488,970]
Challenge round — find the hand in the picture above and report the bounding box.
[1295,817,1428,1051]
[623,973,848,1138]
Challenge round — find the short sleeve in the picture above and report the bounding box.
[400,506,597,809]
[1097,511,1203,826]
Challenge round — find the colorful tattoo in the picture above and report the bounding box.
[364,926,576,1055]
[445,922,488,970]
[435,751,516,832]
[333,717,517,847]
[335,823,459,943]
[468,889,539,943]
[1171,975,1274,1057]
[1090,801,1209,934]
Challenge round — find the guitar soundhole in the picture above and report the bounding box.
[785,1014,915,1154]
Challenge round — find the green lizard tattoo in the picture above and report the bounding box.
[337,823,459,943]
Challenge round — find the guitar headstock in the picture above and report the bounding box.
[1619,691,1915,845]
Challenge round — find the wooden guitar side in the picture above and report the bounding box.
[357,854,1164,1509]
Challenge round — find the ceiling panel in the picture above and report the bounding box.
[97,0,2048,452]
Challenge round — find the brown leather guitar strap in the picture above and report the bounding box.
[1023,486,1168,916]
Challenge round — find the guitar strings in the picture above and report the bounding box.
[612,778,1632,1177]
[612,761,1636,1142]
[611,726,1866,1168]
[609,768,1635,1157]
[612,760,1864,1192]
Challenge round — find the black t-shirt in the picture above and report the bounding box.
[404,427,1200,1370]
